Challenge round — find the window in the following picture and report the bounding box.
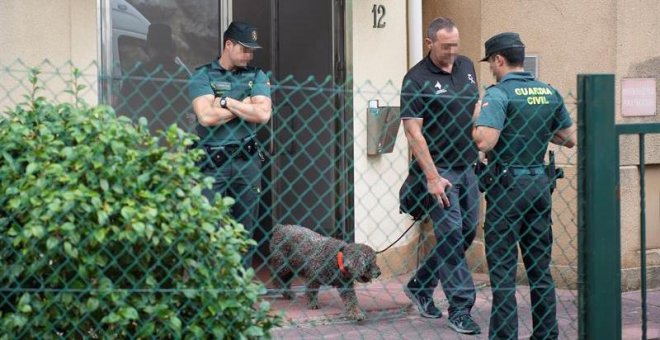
[118,35,148,74]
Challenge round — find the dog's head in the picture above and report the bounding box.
[343,243,381,283]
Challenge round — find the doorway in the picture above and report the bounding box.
[232,0,353,271]
[103,0,352,283]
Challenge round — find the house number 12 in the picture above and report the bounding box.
[372,4,386,28]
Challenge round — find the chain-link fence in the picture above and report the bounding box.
[1,60,646,339]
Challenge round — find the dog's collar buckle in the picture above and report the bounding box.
[337,251,349,277]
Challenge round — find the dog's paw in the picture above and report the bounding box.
[345,308,366,322]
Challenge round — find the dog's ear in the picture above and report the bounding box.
[342,243,374,276]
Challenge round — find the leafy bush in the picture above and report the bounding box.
[0,69,280,338]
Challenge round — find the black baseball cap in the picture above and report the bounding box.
[224,21,262,49]
[480,32,525,62]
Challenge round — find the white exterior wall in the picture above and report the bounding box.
[349,1,412,250]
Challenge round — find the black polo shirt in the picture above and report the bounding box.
[400,54,479,168]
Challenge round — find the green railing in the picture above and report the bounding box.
[578,74,659,340]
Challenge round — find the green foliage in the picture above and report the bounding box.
[0,68,280,338]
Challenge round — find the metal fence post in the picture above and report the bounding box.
[577,74,621,339]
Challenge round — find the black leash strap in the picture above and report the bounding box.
[375,218,422,254]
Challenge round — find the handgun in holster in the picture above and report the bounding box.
[545,150,565,194]
[474,161,496,193]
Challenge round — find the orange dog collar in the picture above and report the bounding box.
[337,251,349,277]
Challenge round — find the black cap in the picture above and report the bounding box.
[480,32,525,62]
[224,21,261,49]
[147,23,175,54]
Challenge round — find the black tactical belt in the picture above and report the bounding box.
[201,137,259,168]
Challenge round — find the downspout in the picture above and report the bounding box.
[97,0,112,105]
[407,0,423,68]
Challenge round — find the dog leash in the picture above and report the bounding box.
[375,218,423,254]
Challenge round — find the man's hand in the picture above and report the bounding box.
[427,176,452,208]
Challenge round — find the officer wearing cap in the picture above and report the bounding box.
[188,21,272,268]
[472,32,576,339]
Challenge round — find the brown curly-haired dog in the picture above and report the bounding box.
[269,224,381,321]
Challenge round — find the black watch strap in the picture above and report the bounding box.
[219,96,228,109]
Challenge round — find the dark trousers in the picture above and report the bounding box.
[202,155,261,268]
[484,173,558,340]
[412,167,479,316]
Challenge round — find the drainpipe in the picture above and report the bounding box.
[407,0,423,68]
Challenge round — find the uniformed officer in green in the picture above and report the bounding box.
[472,32,576,340]
[189,21,272,268]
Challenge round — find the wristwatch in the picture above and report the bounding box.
[219,96,228,109]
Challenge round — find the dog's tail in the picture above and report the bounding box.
[269,224,285,252]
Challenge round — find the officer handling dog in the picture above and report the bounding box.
[472,32,576,340]
[188,21,272,268]
[399,17,482,335]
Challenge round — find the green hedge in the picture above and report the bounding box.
[0,69,280,338]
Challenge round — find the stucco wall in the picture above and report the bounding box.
[617,0,660,171]
[0,0,97,66]
[422,0,482,76]
[0,0,98,107]
[617,0,660,279]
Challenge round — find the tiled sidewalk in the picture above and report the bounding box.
[265,273,660,339]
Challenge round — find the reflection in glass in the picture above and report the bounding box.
[109,0,219,134]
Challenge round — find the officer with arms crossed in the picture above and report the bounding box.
[188,22,272,268]
[399,17,481,335]
[472,32,576,340]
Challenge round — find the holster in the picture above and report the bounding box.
[545,151,564,194]
[545,165,564,194]
[474,161,501,193]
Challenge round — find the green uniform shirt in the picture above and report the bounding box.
[188,59,271,145]
[476,72,573,166]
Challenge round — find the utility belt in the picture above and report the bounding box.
[194,136,263,169]
[474,160,563,193]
